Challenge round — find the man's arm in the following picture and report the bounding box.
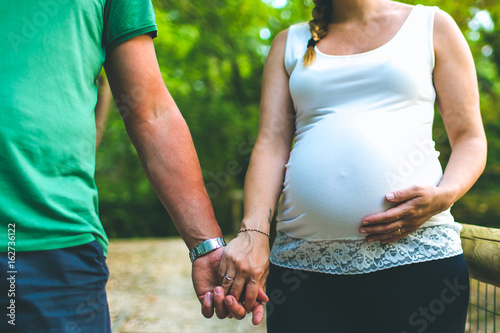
[103,34,264,320]
[104,35,222,249]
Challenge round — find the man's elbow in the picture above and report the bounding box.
[123,96,184,127]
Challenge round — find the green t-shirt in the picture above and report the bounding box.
[0,0,157,256]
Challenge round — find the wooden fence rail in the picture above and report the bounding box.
[461,223,500,333]
[461,223,500,287]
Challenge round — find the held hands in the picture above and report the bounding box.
[193,247,265,320]
[213,231,271,325]
[360,185,452,244]
[192,234,270,325]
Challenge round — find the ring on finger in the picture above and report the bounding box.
[223,273,234,282]
[397,228,402,235]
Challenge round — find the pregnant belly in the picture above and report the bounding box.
[277,115,442,240]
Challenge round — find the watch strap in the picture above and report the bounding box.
[189,237,226,262]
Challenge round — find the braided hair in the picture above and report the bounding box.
[303,0,332,66]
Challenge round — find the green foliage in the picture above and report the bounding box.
[96,0,500,238]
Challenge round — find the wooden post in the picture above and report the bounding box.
[460,223,500,287]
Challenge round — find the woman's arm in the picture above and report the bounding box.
[213,29,296,322]
[360,9,487,243]
[95,74,112,147]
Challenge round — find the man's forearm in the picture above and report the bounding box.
[125,109,222,250]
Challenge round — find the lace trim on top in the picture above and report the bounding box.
[270,224,463,275]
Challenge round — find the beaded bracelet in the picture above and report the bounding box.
[238,228,270,237]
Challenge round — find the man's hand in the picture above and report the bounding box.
[192,247,224,318]
[360,185,452,244]
[192,247,267,325]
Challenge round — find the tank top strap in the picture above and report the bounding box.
[284,22,311,75]
[394,4,438,68]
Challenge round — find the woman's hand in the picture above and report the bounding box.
[360,185,452,244]
[215,231,270,323]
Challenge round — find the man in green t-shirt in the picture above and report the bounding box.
[0,0,263,331]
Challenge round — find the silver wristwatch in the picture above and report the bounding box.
[189,237,226,262]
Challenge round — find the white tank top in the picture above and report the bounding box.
[270,5,463,275]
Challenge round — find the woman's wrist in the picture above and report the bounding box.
[235,226,271,247]
[434,184,458,212]
[238,228,270,237]
[240,216,272,233]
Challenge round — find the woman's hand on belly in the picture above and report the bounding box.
[359,185,452,244]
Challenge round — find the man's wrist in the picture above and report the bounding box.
[183,223,223,250]
[189,237,226,262]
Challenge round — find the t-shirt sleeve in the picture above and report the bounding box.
[103,0,158,52]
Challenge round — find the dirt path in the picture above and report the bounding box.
[106,238,267,333]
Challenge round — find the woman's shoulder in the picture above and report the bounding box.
[276,22,311,51]
[271,23,310,53]
[273,28,289,46]
[270,23,311,75]
[286,22,311,39]
[433,6,460,33]
[432,7,468,59]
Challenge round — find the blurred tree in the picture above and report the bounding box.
[95,0,500,238]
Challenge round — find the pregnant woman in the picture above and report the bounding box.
[215,0,486,331]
